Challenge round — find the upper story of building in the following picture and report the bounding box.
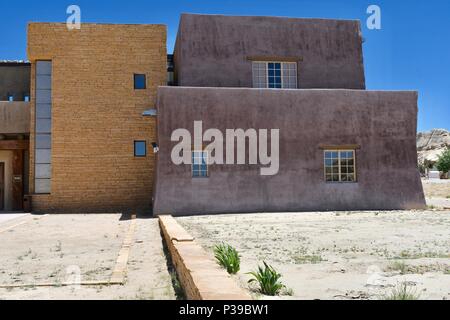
[0,61,31,135]
[0,61,30,102]
[173,14,366,90]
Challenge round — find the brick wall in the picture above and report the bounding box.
[27,23,167,213]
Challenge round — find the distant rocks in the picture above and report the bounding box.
[417,129,450,164]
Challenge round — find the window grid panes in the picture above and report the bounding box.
[324,150,356,183]
[252,61,297,89]
[192,151,208,178]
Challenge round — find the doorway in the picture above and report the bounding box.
[0,162,4,211]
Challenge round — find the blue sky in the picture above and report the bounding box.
[0,0,448,131]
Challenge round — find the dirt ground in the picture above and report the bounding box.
[178,180,450,301]
[0,214,175,300]
[423,179,450,209]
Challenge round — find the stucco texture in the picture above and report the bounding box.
[153,87,426,216]
[0,102,30,134]
[174,14,365,89]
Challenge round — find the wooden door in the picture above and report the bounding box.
[0,163,4,211]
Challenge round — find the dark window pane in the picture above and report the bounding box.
[134,74,146,89]
[134,141,146,157]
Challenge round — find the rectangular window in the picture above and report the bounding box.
[134,74,146,89]
[324,150,356,183]
[8,95,14,102]
[134,141,147,157]
[24,95,30,102]
[192,151,208,178]
[252,61,297,89]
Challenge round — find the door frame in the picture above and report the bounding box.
[0,162,4,211]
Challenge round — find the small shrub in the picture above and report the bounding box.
[293,255,323,264]
[436,148,450,175]
[387,261,408,274]
[213,243,240,274]
[384,282,420,300]
[247,262,285,296]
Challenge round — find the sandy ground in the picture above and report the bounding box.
[423,179,450,209]
[178,210,450,300]
[0,214,175,300]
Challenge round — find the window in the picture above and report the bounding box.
[24,95,30,102]
[252,61,297,89]
[8,95,14,102]
[324,150,356,183]
[134,74,146,89]
[134,141,147,157]
[192,150,208,178]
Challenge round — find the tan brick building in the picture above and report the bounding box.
[27,23,166,213]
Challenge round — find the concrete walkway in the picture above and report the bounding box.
[0,214,176,300]
[0,213,28,225]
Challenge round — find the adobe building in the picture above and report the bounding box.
[0,61,30,212]
[1,14,426,215]
[26,23,166,213]
[152,14,426,215]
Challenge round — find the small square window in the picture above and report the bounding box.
[8,95,14,102]
[192,150,208,178]
[134,74,146,89]
[24,96,30,102]
[324,150,356,183]
[134,141,147,157]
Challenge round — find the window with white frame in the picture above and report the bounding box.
[324,150,356,183]
[192,150,208,178]
[252,61,297,89]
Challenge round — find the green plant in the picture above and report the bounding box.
[247,262,285,296]
[293,255,323,264]
[213,243,240,274]
[436,148,450,174]
[384,282,420,300]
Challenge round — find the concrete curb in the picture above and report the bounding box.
[158,215,251,300]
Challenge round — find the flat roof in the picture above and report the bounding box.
[0,60,31,66]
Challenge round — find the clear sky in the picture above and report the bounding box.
[0,0,448,132]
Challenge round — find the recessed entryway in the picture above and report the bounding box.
[0,162,4,211]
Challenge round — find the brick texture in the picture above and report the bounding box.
[159,215,251,300]
[27,23,167,213]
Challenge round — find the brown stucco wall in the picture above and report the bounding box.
[174,14,365,89]
[27,23,167,213]
[153,87,425,216]
[0,64,30,101]
[0,102,30,134]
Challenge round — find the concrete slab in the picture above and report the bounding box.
[0,213,28,225]
[0,214,175,300]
